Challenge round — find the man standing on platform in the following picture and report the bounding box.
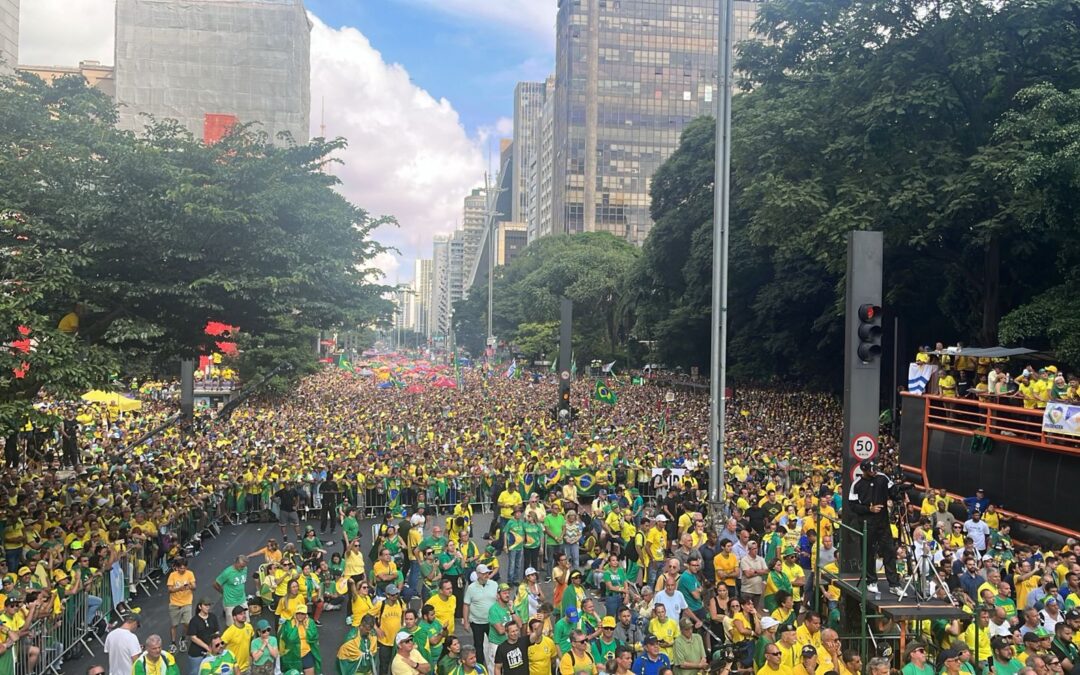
[848,459,904,595]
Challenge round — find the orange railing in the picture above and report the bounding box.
[910,392,1080,455]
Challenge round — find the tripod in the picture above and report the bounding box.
[892,500,955,605]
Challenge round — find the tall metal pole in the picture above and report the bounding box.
[486,174,495,347]
[709,0,734,514]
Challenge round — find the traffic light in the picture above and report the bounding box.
[857,303,882,362]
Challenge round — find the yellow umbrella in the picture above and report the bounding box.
[80,390,142,412]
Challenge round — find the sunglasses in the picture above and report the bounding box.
[766,652,781,657]
[573,640,587,645]
[401,637,414,644]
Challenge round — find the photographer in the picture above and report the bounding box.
[848,459,906,594]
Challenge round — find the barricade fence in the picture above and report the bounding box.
[14,493,229,675]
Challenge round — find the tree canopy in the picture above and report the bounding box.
[631,0,1080,388]
[453,232,640,362]
[0,73,392,430]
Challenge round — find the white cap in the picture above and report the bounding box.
[396,631,414,645]
[525,567,538,576]
[655,514,669,522]
[476,564,491,574]
[760,617,780,630]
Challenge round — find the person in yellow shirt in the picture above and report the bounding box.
[221,606,255,673]
[166,558,196,651]
[498,484,523,521]
[348,579,376,627]
[758,643,793,675]
[963,607,992,664]
[648,603,680,661]
[940,371,958,398]
[792,645,819,675]
[278,580,306,622]
[795,612,823,649]
[528,617,558,675]
[714,540,739,592]
[427,579,457,632]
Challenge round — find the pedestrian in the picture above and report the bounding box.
[103,612,141,675]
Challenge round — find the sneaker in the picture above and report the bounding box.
[314,619,322,626]
[890,586,906,597]
[169,642,177,653]
[866,583,879,594]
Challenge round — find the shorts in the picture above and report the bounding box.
[302,652,316,669]
[279,510,300,526]
[169,603,193,627]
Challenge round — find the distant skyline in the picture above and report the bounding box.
[19,0,557,282]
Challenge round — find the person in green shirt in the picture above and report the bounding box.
[672,618,707,675]
[420,603,447,663]
[987,637,1024,675]
[553,607,580,655]
[420,526,449,558]
[213,556,249,625]
[901,642,935,675]
[677,560,704,616]
[543,509,566,580]
[402,608,434,661]
[505,510,526,584]
[592,616,623,666]
[343,507,361,550]
[487,583,517,648]
[523,513,543,578]
[603,555,628,617]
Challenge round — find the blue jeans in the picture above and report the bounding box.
[544,543,560,575]
[86,594,103,624]
[604,594,622,617]
[188,655,205,675]
[565,542,580,569]
[508,549,524,584]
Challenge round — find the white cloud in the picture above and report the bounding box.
[397,0,556,52]
[309,16,485,281]
[18,2,488,282]
[19,0,116,66]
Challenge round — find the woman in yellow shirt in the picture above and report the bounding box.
[343,539,366,580]
[278,579,306,622]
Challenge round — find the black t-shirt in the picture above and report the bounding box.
[495,639,530,675]
[62,419,78,442]
[276,487,299,513]
[187,612,219,656]
[321,480,340,507]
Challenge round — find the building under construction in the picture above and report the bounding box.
[114,0,311,144]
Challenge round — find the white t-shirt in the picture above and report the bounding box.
[104,626,142,675]
[655,589,689,621]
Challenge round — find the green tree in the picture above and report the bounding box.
[0,73,392,393]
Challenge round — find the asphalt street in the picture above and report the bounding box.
[69,510,514,674]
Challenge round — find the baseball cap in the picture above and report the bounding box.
[760,617,780,630]
[497,583,511,592]
[525,567,538,577]
[198,597,213,607]
[1023,633,1041,643]
[602,616,616,628]
[295,605,309,615]
[395,631,414,645]
[256,619,272,632]
[232,605,248,616]
[655,514,668,522]
[1066,610,1080,621]
[802,645,818,658]
[385,584,400,595]
[643,636,659,646]
[16,567,29,576]
[476,564,491,574]
[859,459,876,473]
[990,636,1011,650]
[940,647,962,661]
[1035,627,1052,638]
[566,607,579,623]
[679,617,696,629]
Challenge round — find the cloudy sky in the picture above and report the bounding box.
[18,0,557,282]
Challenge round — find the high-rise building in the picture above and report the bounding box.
[0,0,18,75]
[19,61,116,97]
[411,258,433,337]
[460,187,488,288]
[527,75,556,244]
[513,82,546,224]
[551,0,759,245]
[431,235,452,340]
[114,0,311,144]
[496,222,528,266]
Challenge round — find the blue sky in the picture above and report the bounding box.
[306,0,555,140]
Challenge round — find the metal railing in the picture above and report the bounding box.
[13,497,228,675]
[910,392,1080,453]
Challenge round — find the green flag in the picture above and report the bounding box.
[570,351,577,378]
[550,357,557,373]
[594,379,617,405]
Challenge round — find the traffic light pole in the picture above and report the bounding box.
[557,297,573,424]
[839,231,883,633]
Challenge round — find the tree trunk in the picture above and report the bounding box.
[981,235,1001,346]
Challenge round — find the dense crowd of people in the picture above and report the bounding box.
[0,359,1069,675]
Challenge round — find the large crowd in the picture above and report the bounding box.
[0,359,1073,675]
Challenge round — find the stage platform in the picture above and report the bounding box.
[823,569,965,620]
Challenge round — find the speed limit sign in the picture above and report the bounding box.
[851,433,878,460]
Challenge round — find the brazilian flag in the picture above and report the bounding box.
[337,354,352,370]
[575,470,596,495]
[540,468,562,490]
[594,379,617,405]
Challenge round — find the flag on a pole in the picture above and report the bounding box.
[570,352,577,378]
[549,357,557,373]
[594,379,617,405]
[505,361,517,379]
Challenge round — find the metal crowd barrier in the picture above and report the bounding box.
[14,494,229,675]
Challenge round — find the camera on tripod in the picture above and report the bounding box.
[710,645,737,671]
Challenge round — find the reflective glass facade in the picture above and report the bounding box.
[553,0,758,244]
